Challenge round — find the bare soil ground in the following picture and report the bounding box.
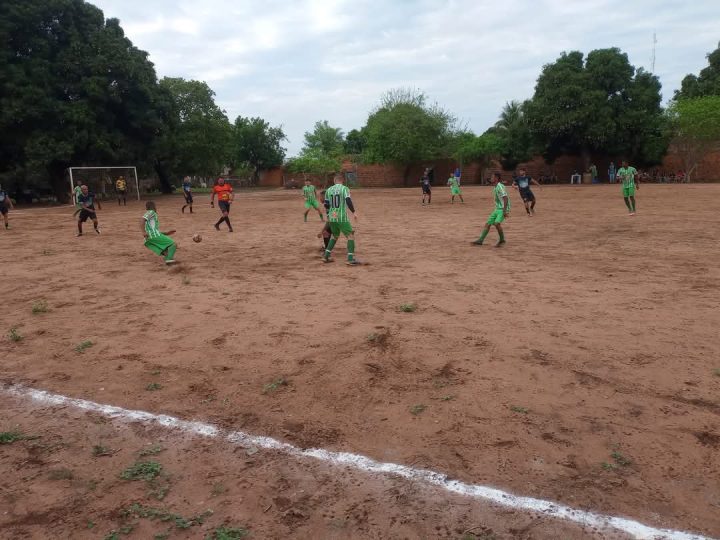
[2,184,719,539]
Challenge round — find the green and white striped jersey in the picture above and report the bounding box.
[494,183,509,210]
[143,210,162,239]
[325,184,351,223]
[302,185,317,202]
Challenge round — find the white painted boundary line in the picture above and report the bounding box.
[4,385,714,540]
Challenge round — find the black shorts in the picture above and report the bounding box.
[519,188,535,202]
[117,190,126,196]
[184,192,193,204]
[0,204,7,215]
[79,209,97,222]
[422,184,431,194]
[218,200,231,213]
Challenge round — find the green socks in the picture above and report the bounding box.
[477,229,489,243]
[164,243,177,261]
[631,199,636,212]
[324,237,337,259]
[624,198,632,211]
[347,239,355,262]
[304,213,308,222]
[498,230,505,242]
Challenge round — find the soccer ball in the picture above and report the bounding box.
[193,233,202,243]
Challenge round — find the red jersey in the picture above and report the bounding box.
[213,183,233,201]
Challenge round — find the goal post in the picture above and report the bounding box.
[67,166,140,202]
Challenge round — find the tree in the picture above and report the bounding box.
[285,149,341,185]
[524,48,668,166]
[488,101,534,170]
[0,0,166,199]
[453,132,505,180]
[303,120,344,156]
[676,43,720,99]
[667,96,720,182]
[154,77,232,190]
[343,129,367,155]
[362,88,456,183]
[232,116,286,184]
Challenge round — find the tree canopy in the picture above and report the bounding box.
[302,120,344,156]
[676,43,720,99]
[525,48,668,166]
[486,101,534,170]
[285,148,341,180]
[667,96,720,181]
[343,129,367,155]
[361,88,457,171]
[0,0,165,197]
[232,116,286,183]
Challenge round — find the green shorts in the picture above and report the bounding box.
[144,234,175,256]
[305,199,320,209]
[622,186,636,197]
[451,186,462,195]
[486,209,505,225]
[329,221,353,237]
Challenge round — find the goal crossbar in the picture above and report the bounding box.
[68,166,140,201]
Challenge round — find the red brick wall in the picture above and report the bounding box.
[258,167,284,187]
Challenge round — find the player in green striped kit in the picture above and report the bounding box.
[617,160,639,215]
[302,179,324,222]
[141,201,177,265]
[473,172,510,247]
[447,174,464,203]
[323,174,360,265]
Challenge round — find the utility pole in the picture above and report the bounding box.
[651,32,657,73]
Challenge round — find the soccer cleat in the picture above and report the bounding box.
[346,260,362,266]
[228,227,234,233]
[471,240,483,245]
[214,223,220,231]
[76,232,83,237]
[95,228,101,234]
[181,206,185,213]
[165,259,177,265]
[495,240,506,247]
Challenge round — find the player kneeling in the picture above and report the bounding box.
[142,201,177,265]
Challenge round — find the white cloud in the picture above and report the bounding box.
[91,0,720,155]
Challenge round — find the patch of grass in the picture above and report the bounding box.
[87,520,95,529]
[206,526,250,539]
[138,444,165,457]
[121,461,162,482]
[93,444,113,457]
[149,483,170,501]
[510,406,529,414]
[154,534,170,540]
[410,404,427,415]
[211,482,227,496]
[0,431,24,444]
[48,468,74,480]
[122,503,212,530]
[146,382,162,391]
[8,327,23,342]
[75,339,93,352]
[601,461,616,471]
[440,395,455,401]
[31,300,48,314]
[262,378,288,394]
[151,369,161,376]
[611,450,632,467]
[399,303,417,313]
[104,532,121,540]
[182,275,191,285]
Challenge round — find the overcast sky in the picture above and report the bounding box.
[91,0,719,156]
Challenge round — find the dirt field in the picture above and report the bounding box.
[2,184,719,540]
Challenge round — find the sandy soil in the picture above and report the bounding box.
[1,184,719,539]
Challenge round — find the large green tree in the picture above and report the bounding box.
[232,116,286,184]
[154,77,232,187]
[667,96,720,181]
[0,0,165,199]
[525,48,668,166]
[302,120,344,156]
[487,100,534,170]
[285,149,341,184]
[343,129,367,155]
[676,43,720,99]
[362,88,456,183]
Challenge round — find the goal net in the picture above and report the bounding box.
[67,167,139,202]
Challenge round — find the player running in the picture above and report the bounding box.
[512,168,541,216]
[0,185,14,229]
[302,179,324,222]
[210,177,233,232]
[421,169,432,205]
[323,173,360,265]
[448,174,464,203]
[181,176,194,214]
[617,160,639,215]
[76,185,101,236]
[472,172,510,247]
[115,176,127,206]
[141,201,177,265]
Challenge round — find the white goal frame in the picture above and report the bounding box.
[68,166,140,201]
